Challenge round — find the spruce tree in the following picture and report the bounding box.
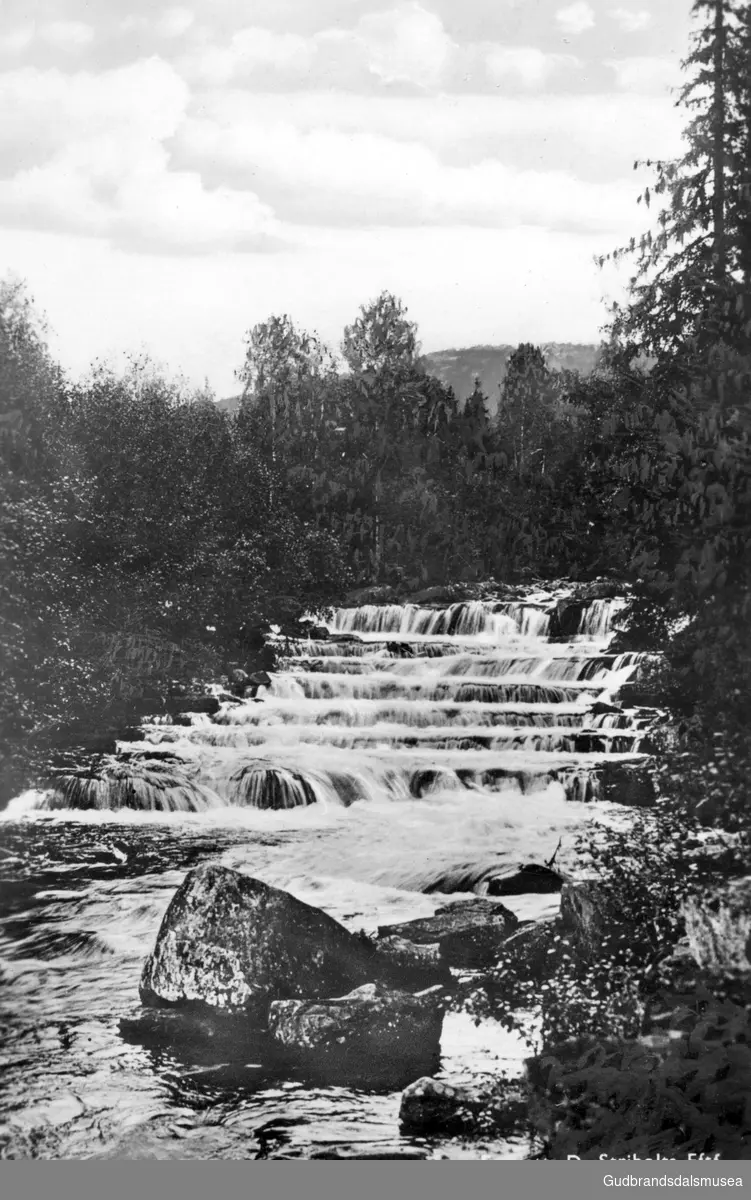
[606,0,751,360]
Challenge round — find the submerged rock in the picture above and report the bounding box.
[267,982,445,1074]
[228,763,317,810]
[43,760,219,813]
[120,1005,267,1058]
[140,864,391,1017]
[483,863,565,897]
[399,1075,527,1136]
[378,899,518,969]
[410,767,461,798]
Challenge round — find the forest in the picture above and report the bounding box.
[1,0,750,1160]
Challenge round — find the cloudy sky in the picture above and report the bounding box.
[1,0,692,394]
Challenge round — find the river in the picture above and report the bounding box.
[0,588,651,1159]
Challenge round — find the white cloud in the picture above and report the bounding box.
[180,114,637,234]
[609,8,652,33]
[40,21,95,49]
[0,60,188,156]
[357,3,454,88]
[182,3,456,92]
[120,10,195,40]
[0,21,94,53]
[485,46,578,88]
[185,26,316,85]
[0,27,35,54]
[0,144,279,254]
[556,3,595,36]
[0,60,280,253]
[186,89,684,185]
[607,57,682,93]
[155,8,195,38]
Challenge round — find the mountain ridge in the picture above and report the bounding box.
[420,342,602,413]
[217,342,602,415]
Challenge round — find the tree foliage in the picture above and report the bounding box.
[605,1,751,358]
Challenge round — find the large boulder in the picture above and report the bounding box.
[378,898,518,969]
[267,982,445,1077]
[399,1075,527,1136]
[140,864,391,1018]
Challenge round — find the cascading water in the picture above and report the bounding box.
[0,587,656,1160]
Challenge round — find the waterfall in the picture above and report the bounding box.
[15,589,655,816]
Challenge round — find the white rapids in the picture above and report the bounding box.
[5,590,652,906]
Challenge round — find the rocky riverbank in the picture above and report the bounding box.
[125,849,751,1159]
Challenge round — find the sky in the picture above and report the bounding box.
[1,0,693,396]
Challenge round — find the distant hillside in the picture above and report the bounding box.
[421,343,603,414]
[217,343,603,415]
[216,393,243,413]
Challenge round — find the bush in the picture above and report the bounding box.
[528,994,751,1160]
